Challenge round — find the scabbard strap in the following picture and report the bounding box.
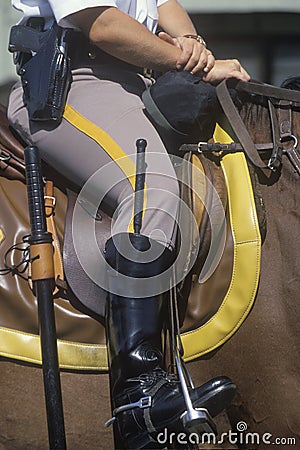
[44,180,66,292]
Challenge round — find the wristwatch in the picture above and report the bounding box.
[183,34,207,47]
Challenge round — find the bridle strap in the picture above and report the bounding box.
[197,141,273,153]
[267,99,283,171]
[216,79,270,170]
[278,100,300,174]
[234,79,300,104]
[216,78,300,173]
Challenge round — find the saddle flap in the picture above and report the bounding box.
[63,189,111,317]
[176,148,231,331]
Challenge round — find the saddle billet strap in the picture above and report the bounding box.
[216,79,271,172]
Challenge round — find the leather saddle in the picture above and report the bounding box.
[0,103,229,321]
[0,102,264,369]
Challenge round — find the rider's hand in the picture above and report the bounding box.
[158,31,215,75]
[203,59,250,85]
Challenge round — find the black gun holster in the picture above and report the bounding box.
[9,19,73,123]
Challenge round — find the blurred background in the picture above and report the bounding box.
[1,0,300,106]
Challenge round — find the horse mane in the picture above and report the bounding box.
[280,75,300,91]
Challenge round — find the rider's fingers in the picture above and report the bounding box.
[176,46,194,69]
[178,46,213,74]
[191,52,215,75]
[184,49,214,75]
[240,66,251,81]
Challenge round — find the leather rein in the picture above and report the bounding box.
[201,79,300,176]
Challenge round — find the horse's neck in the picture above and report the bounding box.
[240,101,272,144]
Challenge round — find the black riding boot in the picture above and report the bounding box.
[105,233,236,449]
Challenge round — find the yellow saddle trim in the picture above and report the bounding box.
[0,326,108,371]
[181,123,261,361]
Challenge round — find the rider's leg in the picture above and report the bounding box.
[8,67,179,248]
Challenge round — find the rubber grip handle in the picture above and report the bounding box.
[134,139,147,234]
[135,138,147,189]
[24,146,49,242]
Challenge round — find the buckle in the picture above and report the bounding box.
[0,151,11,162]
[44,195,56,216]
[143,68,153,79]
[268,145,283,172]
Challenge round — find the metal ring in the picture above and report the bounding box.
[290,134,298,149]
[281,134,298,149]
[0,151,11,162]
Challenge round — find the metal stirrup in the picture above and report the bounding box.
[169,278,216,435]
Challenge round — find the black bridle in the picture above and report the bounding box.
[201,79,300,176]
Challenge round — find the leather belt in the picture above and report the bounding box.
[70,31,153,77]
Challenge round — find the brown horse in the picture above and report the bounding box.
[0,78,299,450]
[187,78,300,449]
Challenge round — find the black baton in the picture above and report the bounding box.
[134,139,147,235]
[24,146,66,450]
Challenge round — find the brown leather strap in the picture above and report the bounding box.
[30,243,55,281]
[216,78,300,174]
[278,100,300,175]
[216,79,270,170]
[44,180,65,292]
[234,79,300,104]
[279,100,293,139]
[267,99,283,171]
[197,141,273,154]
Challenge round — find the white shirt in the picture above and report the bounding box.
[12,0,169,32]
